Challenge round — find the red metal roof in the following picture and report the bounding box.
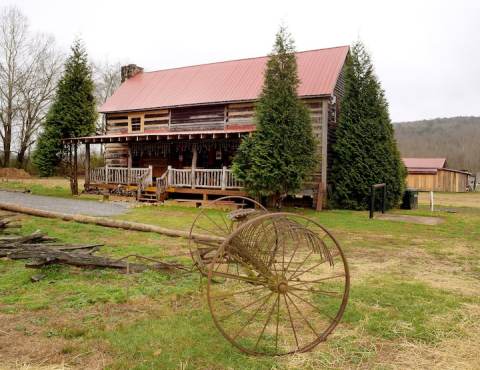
[100,46,349,113]
[403,158,447,171]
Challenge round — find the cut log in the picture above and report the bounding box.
[0,203,223,243]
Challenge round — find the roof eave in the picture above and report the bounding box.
[99,94,332,114]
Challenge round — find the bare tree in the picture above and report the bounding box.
[93,61,121,135]
[16,34,62,167]
[0,6,27,167]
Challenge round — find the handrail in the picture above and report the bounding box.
[156,171,168,199]
[90,166,152,186]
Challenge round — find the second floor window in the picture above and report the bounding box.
[130,117,142,132]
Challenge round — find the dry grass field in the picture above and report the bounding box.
[418,191,480,209]
[0,178,479,369]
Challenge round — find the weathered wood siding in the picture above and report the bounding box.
[104,143,129,167]
[406,169,469,192]
[226,102,255,129]
[106,114,129,135]
[105,99,326,134]
[327,65,345,177]
[103,98,329,177]
[170,105,225,131]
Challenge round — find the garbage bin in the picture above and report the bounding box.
[401,188,418,209]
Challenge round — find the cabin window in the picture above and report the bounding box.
[129,115,143,133]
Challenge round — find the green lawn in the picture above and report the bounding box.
[0,193,479,369]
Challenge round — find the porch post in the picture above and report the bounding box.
[105,164,109,184]
[84,142,90,189]
[73,143,78,195]
[191,145,197,189]
[148,165,153,186]
[167,165,173,186]
[127,146,132,185]
[221,166,227,190]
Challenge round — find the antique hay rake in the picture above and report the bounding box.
[189,196,350,356]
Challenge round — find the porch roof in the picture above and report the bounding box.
[62,126,255,144]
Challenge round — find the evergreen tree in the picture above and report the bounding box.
[330,42,406,210]
[33,39,97,176]
[232,27,316,205]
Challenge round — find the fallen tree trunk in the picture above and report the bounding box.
[0,202,223,243]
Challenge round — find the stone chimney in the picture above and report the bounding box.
[121,64,144,82]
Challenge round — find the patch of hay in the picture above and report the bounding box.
[376,304,480,370]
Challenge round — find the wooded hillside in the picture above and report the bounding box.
[394,117,480,174]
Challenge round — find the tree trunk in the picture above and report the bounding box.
[16,147,26,168]
[2,133,11,167]
[0,202,224,243]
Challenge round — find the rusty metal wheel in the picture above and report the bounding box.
[188,196,267,272]
[206,212,350,356]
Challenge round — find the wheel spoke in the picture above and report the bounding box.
[204,212,229,235]
[289,273,346,287]
[254,293,279,351]
[210,285,266,300]
[219,213,231,234]
[289,286,341,297]
[231,292,274,340]
[275,293,280,351]
[283,293,300,350]
[286,293,320,338]
[287,250,313,280]
[288,290,334,322]
[284,235,301,272]
[219,291,273,322]
[227,252,271,281]
[289,256,332,281]
[195,223,224,237]
[210,270,267,285]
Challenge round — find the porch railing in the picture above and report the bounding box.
[89,166,153,186]
[90,165,243,190]
[167,166,243,190]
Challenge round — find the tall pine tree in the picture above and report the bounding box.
[33,39,97,176]
[232,27,316,206]
[330,42,406,210]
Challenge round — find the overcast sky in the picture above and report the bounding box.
[3,0,480,122]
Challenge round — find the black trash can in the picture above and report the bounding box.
[401,188,418,209]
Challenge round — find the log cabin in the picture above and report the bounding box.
[403,158,472,192]
[65,46,349,207]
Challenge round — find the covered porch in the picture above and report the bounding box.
[64,128,251,202]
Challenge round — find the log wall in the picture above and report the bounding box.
[104,99,329,171]
[104,143,129,167]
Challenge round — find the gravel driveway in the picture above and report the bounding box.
[0,190,129,217]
